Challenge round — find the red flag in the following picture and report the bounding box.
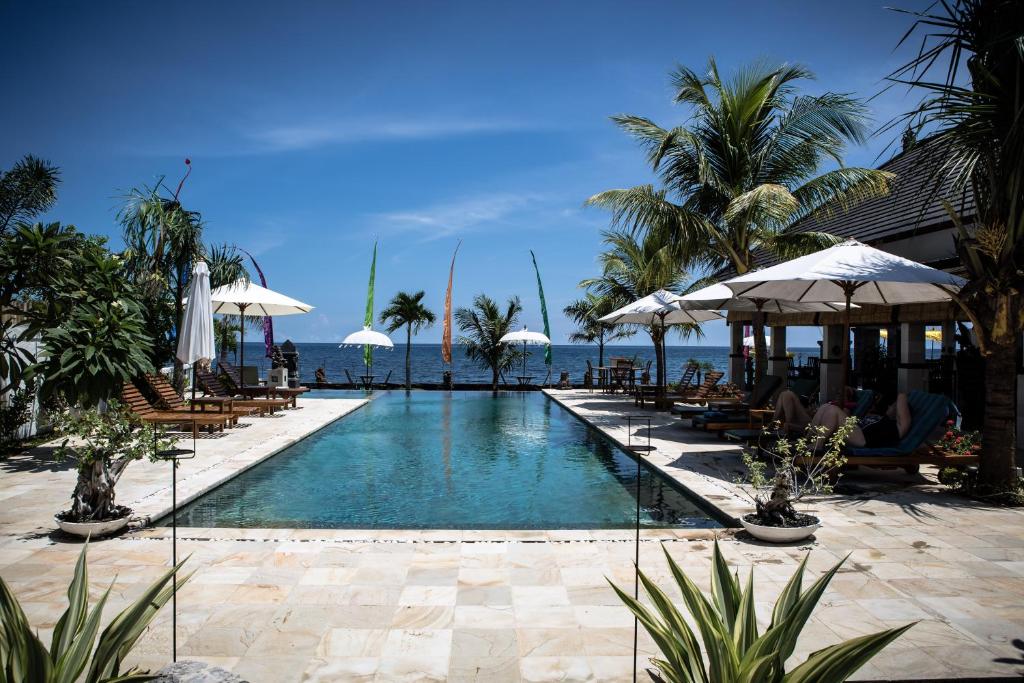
[441,241,461,364]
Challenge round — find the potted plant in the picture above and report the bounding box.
[53,399,174,537]
[736,417,857,542]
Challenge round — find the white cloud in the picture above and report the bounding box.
[245,118,532,152]
[372,192,547,241]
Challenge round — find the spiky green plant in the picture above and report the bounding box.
[0,543,188,683]
[611,541,912,682]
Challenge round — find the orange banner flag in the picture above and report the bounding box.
[441,240,461,365]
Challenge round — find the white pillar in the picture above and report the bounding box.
[729,322,745,386]
[820,324,844,404]
[899,323,928,394]
[768,326,788,379]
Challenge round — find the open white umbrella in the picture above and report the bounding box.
[743,334,770,348]
[723,239,966,396]
[676,282,853,313]
[208,279,313,387]
[340,326,393,382]
[499,327,551,382]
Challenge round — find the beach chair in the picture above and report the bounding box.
[119,381,229,437]
[669,371,725,416]
[220,361,309,406]
[143,373,259,423]
[196,370,288,414]
[690,375,783,432]
[796,391,977,474]
[788,377,819,405]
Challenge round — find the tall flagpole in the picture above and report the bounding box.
[442,240,461,388]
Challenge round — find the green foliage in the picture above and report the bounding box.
[455,294,523,390]
[611,541,912,682]
[740,417,856,527]
[0,385,35,451]
[0,155,60,235]
[0,542,188,683]
[563,292,635,351]
[380,291,436,389]
[53,400,175,522]
[214,317,240,362]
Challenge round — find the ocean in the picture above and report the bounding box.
[232,341,825,385]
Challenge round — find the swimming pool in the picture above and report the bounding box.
[167,391,722,529]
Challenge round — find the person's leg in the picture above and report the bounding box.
[774,390,811,430]
[810,404,866,448]
[893,393,911,438]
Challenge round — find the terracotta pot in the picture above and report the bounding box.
[740,514,819,543]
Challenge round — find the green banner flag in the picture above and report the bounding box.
[364,241,377,368]
[530,250,552,366]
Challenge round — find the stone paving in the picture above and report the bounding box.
[0,390,1022,681]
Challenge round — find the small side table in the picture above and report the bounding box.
[190,397,232,414]
[359,375,375,390]
[515,375,534,386]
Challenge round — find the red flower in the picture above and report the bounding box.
[944,431,954,440]
[946,420,955,426]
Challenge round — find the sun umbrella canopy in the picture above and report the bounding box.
[176,261,215,366]
[598,289,724,325]
[340,327,394,349]
[722,239,966,304]
[499,327,551,345]
[743,334,770,348]
[209,279,314,316]
[676,283,853,313]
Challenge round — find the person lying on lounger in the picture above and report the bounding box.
[774,390,911,449]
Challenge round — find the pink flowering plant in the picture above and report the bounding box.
[936,419,981,456]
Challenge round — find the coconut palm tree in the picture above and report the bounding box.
[379,290,436,389]
[214,317,240,363]
[588,59,893,382]
[563,291,635,368]
[455,294,522,392]
[885,0,1023,487]
[0,155,60,235]
[580,231,704,394]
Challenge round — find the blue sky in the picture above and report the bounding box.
[2,1,930,347]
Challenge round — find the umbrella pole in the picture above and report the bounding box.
[239,304,247,389]
[523,340,527,386]
[839,283,857,403]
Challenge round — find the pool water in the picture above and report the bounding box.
[167,391,722,529]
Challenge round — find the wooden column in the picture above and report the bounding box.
[898,323,928,394]
[729,322,745,386]
[768,326,789,380]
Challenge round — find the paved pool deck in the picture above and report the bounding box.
[0,389,1021,681]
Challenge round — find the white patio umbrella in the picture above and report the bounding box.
[723,239,966,397]
[676,282,852,314]
[499,327,551,381]
[340,326,393,380]
[208,280,314,387]
[599,290,723,400]
[743,333,770,348]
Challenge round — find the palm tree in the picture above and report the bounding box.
[580,231,704,394]
[455,294,522,391]
[119,181,248,388]
[214,317,240,363]
[563,291,635,368]
[589,59,893,381]
[379,290,436,389]
[885,0,1023,487]
[0,155,60,235]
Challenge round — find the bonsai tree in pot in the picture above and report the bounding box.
[737,417,856,541]
[53,399,174,532]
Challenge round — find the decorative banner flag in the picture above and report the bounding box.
[530,250,552,366]
[241,249,274,359]
[441,240,462,365]
[364,241,377,368]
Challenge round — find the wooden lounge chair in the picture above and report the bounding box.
[669,371,726,416]
[219,362,308,407]
[119,382,229,437]
[795,391,976,474]
[196,370,288,414]
[634,362,698,408]
[690,375,784,432]
[142,372,259,423]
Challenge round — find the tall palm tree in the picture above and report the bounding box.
[885,0,1023,487]
[119,181,248,387]
[589,59,893,381]
[379,290,436,389]
[455,294,522,392]
[580,231,703,393]
[214,317,240,363]
[563,291,635,368]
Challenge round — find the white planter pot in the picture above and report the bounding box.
[55,514,130,538]
[740,514,819,543]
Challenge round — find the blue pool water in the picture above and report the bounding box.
[168,391,722,529]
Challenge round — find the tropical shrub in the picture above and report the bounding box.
[0,542,187,683]
[611,541,912,682]
[53,400,175,523]
[738,417,856,528]
[0,385,36,452]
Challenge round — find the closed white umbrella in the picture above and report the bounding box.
[723,239,966,397]
[340,326,393,382]
[499,327,551,381]
[207,279,314,387]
